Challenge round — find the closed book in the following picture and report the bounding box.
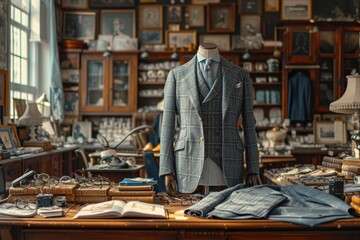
[342,159,360,167]
[341,169,356,178]
[37,206,64,218]
[74,186,110,197]
[109,188,154,197]
[118,185,154,191]
[352,195,360,205]
[323,156,343,165]
[10,184,77,196]
[111,196,154,203]
[119,178,157,186]
[75,196,109,204]
[342,165,360,174]
[350,201,360,213]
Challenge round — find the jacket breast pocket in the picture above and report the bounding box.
[175,138,185,151]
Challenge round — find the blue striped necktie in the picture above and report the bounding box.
[204,59,213,88]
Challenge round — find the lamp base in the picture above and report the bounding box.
[23,140,52,151]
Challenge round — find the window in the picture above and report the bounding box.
[10,0,35,118]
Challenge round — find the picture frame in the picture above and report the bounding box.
[168,24,180,31]
[191,0,220,4]
[313,0,358,22]
[7,125,21,148]
[139,5,163,29]
[0,0,9,70]
[166,30,197,49]
[63,11,97,40]
[286,27,316,64]
[61,69,80,83]
[238,0,262,14]
[314,121,347,144]
[0,127,15,150]
[207,3,235,33]
[242,62,253,71]
[199,34,230,51]
[281,0,312,21]
[62,0,88,9]
[167,5,182,22]
[90,0,135,7]
[264,0,279,12]
[140,29,163,44]
[240,15,261,37]
[187,5,204,27]
[65,92,79,115]
[73,121,92,141]
[100,10,135,37]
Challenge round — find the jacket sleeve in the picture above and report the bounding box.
[159,70,177,176]
[241,70,259,175]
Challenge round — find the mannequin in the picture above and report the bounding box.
[160,43,260,196]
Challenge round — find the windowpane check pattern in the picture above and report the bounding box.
[10,2,34,118]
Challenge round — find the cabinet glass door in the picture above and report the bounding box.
[86,60,105,107]
[111,60,130,108]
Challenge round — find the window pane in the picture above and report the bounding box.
[21,59,28,85]
[13,27,20,55]
[21,30,28,58]
[14,7,21,23]
[13,56,21,84]
[10,26,14,52]
[21,12,28,27]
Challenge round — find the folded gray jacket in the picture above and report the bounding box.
[185,184,355,227]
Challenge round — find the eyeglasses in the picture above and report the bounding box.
[19,173,73,190]
[157,193,204,206]
[15,199,38,210]
[75,175,111,189]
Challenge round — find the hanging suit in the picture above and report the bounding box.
[159,55,259,193]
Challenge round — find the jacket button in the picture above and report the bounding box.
[199,137,205,141]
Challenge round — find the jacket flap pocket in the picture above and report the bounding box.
[236,139,244,150]
[175,139,185,151]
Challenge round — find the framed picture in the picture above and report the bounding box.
[168,24,180,31]
[61,69,80,83]
[0,127,15,150]
[281,0,312,21]
[7,125,21,148]
[63,11,97,40]
[242,62,253,71]
[168,5,181,22]
[100,10,135,38]
[240,15,261,37]
[199,34,230,51]
[314,121,347,144]
[238,0,262,14]
[191,0,220,4]
[140,29,163,44]
[187,5,204,27]
[73,121,92,141]
[166,30,197,49]
[65,92,79,115]
[62,0,88,9]
[313,0,358,22]
[139,5,163,29]
[264,0,279,12]
[207,3,235,33]
[0,0,9,70]
[90,0,135,7]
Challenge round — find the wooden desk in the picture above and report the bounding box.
[88,151,159,165]
[85,164,144,182]
[0,204,360,240]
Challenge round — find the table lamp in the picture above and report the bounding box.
[17,102,48,142]
[36,93,50,115]
[329,75,360,156]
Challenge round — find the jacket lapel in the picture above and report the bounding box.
[184,56,201,116]
[222,57,239,119]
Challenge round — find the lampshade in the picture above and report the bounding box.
[18,102,48,126]
[330,75,360,114]
[36,93,50,107]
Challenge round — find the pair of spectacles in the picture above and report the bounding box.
[179,194,204,206]
[15,199,38,210]
[75,175,111,189]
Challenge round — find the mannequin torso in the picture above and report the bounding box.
[197,43,219,58]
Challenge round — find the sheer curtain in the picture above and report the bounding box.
[49,0,64,122]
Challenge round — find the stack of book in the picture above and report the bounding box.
[74,185,110,204]
[350,195,360,216]
[8,183,76,203]
[341,159,360,178]
[322,156,343,170]
[109,185,155,203]
[37,206,64,218]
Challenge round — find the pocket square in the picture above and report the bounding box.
[235,82,242,88]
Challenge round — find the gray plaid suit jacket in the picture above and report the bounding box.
[159,55,259,193]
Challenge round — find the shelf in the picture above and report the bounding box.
[319,54,335,58]
[344,54,360,59]
[253,82,282,86]
[253,104,282,107]
[249,71,282,74]
[138,82,165,85]
[139,96,164,98]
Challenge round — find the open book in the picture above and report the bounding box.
[73,200,168,219]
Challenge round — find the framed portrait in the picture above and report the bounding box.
[0,0,9,70]
[168,5,181,22]
[238,0,262,14]
[100,10,135,38]
[90,0,135,7]
[166,30,197,49]
[73,121,92,141]
[61,69,80,83]
[168,24,180,31]
[187,5,204,27]
[242,62,253,71]
[63,11,97,40]
[65,92,79,115]
[207,3,235,33]
[7,125,20,148]
[286,27,316,63]
[62,0,88,9]
[139,5,163,29]
[314,121,347,144]
[240,15,261,37]
[313,0,358,22]
[264,0,279,12]
[281,0,312,21]
[0,127,15,150]
[199,34,230,51]
[191,0,220,4]
[141,29,163,44]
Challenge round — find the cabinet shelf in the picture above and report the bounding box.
[249,71,282,74]
[138,82,165,85]
[253,104,282,107]
[253,82,282,86]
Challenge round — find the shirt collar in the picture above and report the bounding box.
[197,53,220,63]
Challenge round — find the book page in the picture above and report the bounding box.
[122,201,167,218]
[73,200,126,219]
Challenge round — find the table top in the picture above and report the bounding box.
[89,151,160,158]
[85,164,144,173]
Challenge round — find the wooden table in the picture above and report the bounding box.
[0,204,360,240]
[88,151,159,165]
[85,164,144,182]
